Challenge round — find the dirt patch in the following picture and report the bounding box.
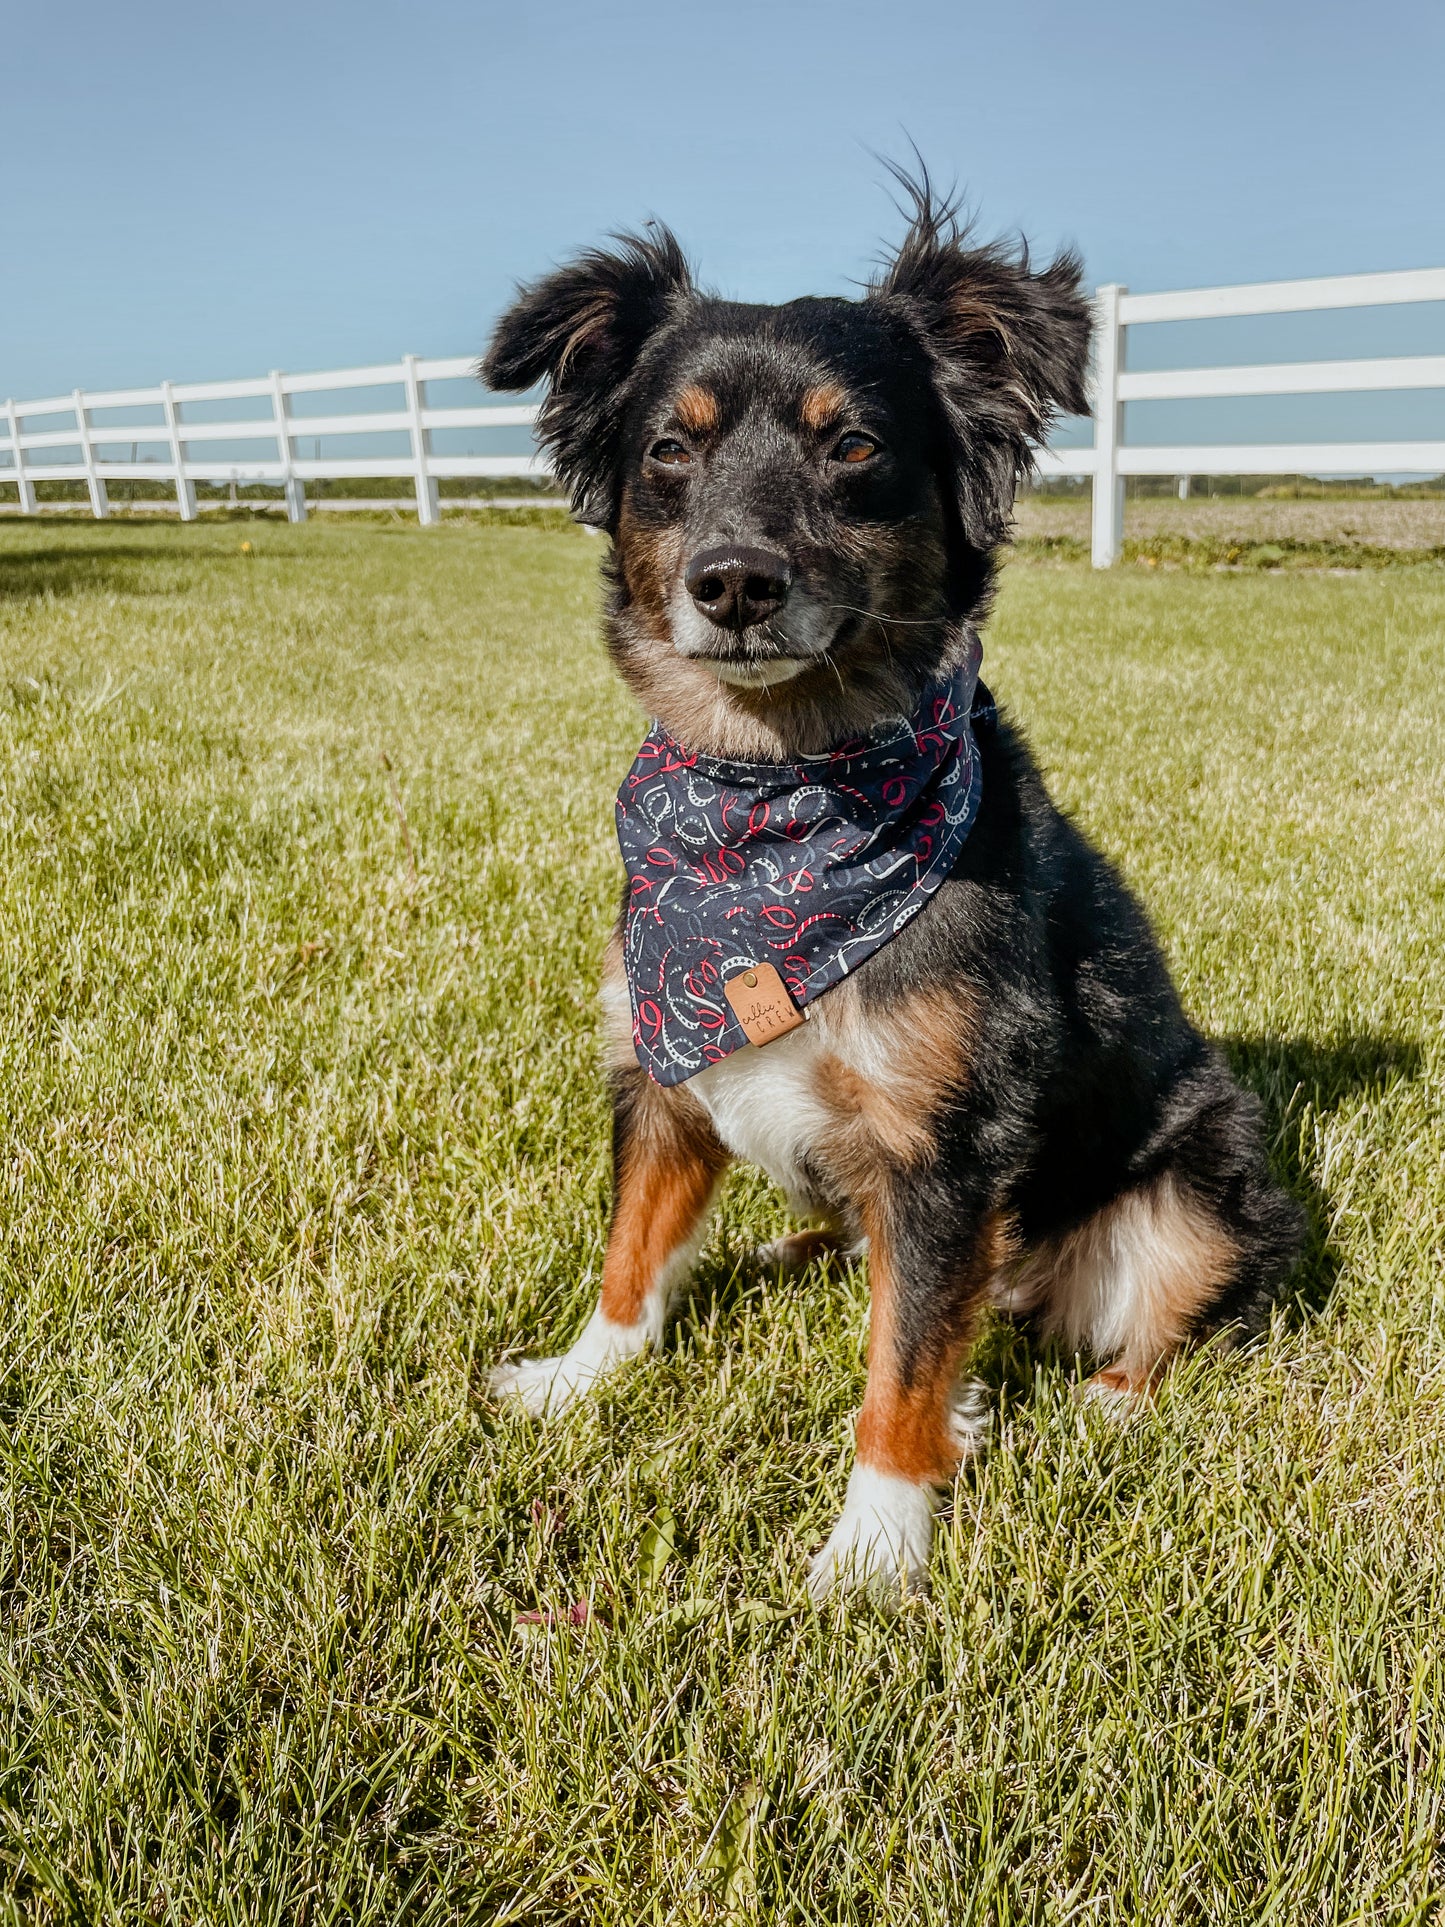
[1014,496,1445,552]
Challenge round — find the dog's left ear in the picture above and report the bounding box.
[481,226,693,528]
[874,197,1092,548]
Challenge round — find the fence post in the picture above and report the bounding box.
[1090,284,1125,567]
[5,399,37,514]
[270,370,307,522]
[73,388,109,519]
[403,354,439,526]
[160,380,196,520]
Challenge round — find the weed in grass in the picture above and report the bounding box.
[0,521,1442,1921]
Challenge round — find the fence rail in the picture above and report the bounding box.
[0,354,543,527]
[3,266,1443,562]
[1067,265,1445,564]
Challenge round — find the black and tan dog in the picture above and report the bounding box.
[484,186,1301,1597]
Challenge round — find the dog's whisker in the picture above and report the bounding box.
[820,648,848,699]
[820,603,943,629]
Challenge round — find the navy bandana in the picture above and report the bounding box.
[617,630,992,1087]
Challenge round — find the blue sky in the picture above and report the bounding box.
[4,0,1443,447]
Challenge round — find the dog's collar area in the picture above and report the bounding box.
[647,641,992,789]
[617,633,991,1086]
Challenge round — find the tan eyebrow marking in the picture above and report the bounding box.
[801,381,849,432]
[673,384,720,435]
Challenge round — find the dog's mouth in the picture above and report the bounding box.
[670,592,860,690]
[706,654,811,688]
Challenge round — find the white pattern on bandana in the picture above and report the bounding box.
[616,631,990,1086]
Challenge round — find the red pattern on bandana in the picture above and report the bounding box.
[616,635,990,1086]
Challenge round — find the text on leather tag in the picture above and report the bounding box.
[723,963,806,1048]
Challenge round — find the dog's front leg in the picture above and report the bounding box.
[489,1069,730,1417]
[808,1190,1004,1600]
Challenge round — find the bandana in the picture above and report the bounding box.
[616,631,992,1086]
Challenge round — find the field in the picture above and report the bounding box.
[1013,491,1445,554]
[2,520,1443,1923]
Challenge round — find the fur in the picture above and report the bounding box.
[483,179,1302,1597]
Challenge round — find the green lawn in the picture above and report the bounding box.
[2,521,1443,1923]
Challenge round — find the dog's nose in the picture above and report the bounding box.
[684,545,793,629]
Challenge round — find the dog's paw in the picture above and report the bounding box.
[807,1465,936,1603]
[487,1308,652,1418]
[487,1352,601,1417]
[753,1228,864,1277]
[1078,1364,1154,1418]
[947,1376,993,1460]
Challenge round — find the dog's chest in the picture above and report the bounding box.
[690,1023,836,1209]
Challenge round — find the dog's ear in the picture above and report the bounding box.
[481,227,693,528]
[874,185,1092,549]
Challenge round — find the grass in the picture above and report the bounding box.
[1,519,1442,1923]
[1014,531,1445,571]
[1013,491,1445,561]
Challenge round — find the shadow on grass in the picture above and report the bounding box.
[0,544,214,600]
[683,1027,1424,1394]
[679,1242,782,1338]
[1224,1028,1422,1322]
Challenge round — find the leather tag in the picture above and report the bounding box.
[723,962,805,1048]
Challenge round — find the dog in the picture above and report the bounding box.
[482,183,1302,1599]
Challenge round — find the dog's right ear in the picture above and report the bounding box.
[481,228,693,529]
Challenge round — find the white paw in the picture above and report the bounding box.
[752,1234,809,1275]
[487,1352,599,1417]
[807,1465,937,1602]
[948,1377,993,1460]
[1078,1368,1145,1419]
[488,1308,651,1418]
[753,1231,866,1277]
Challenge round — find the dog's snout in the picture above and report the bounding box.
[684,545,793,630]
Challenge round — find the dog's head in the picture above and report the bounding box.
[483,185,1091,756]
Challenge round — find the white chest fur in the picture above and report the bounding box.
[690,1019,834,1210]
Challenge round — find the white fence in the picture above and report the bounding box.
[3,266,1443,563]
[1049,265,1445,564]
[0,354,543,528]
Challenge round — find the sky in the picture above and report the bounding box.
[4,0,1443,449]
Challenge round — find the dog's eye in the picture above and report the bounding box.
[650,439,693,466]
[833,432,879,465]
